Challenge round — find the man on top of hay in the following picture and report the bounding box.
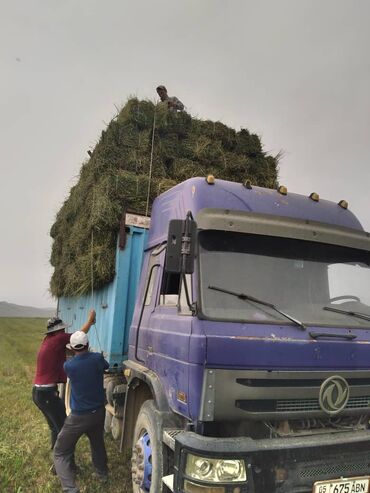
[156,85,184,112]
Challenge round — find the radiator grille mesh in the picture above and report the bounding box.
[299,460,370,478]
[276,396,370,412]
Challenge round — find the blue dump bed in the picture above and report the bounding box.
[57,216,149,369]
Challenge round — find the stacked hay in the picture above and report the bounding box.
[50,98,279,297]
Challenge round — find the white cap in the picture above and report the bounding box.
[67,331,88,350]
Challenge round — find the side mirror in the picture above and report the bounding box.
[165,213,197,274]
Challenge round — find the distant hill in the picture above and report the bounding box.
[0,301,56,318]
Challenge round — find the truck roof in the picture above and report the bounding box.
[147,177,363,248]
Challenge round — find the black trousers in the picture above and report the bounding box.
[32,386,66,449]
[53,407,108,492]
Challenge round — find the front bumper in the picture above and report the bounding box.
[173,429,370,493]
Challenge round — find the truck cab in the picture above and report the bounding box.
[60,177,370,493]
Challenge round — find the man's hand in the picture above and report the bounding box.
[80,309,96,333]
[88,309,96,325]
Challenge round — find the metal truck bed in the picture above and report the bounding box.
[57,214,149,369]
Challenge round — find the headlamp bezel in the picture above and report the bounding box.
[185,452,247,484]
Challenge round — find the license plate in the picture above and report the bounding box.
[313,477,370,493]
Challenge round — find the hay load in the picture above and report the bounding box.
[50,98,279,297]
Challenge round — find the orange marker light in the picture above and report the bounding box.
[278,185,287,195]
[309,192,320,202]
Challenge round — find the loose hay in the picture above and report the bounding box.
[50,98,279,297]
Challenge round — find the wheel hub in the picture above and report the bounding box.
[132,432,152,491]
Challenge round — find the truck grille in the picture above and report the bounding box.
[200,369,370,421]
[233,372,370,418]
[298,459,370,479]
[276,396,370,412]
[236,396,370,413]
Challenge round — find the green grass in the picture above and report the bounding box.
[0,318,131,492]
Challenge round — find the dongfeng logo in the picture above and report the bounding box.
[319,376,349,415]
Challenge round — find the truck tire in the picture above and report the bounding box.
[111,415,123,440]
[131,400,168,493]
[57,383,66,402]
[106,378,119,406]
[104,409,113,433]
[64,378,71,416]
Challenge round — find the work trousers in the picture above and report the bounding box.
[32,386,66,449]
[54,406,108,493]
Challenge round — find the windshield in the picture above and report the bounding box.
[199,230,370,327]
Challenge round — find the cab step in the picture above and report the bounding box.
[162,474,174,491]
[163,429,183,450]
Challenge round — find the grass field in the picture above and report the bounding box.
[0,317,131,493]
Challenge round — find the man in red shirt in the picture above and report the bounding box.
[32,310,96,456]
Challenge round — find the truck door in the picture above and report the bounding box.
[135,246,193,419]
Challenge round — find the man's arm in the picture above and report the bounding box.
[168,96,184,111]
[80,309,96,334]
[175,98,184,111]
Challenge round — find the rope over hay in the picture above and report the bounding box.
[50,98,279,297]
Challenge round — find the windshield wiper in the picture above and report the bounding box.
[208,285,306,330]
[323,306,370,322]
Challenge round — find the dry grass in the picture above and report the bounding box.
[50,98,279,298]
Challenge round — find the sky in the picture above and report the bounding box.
[0,0,369,308]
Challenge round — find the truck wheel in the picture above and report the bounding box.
[104,409,113,433]
[131,400,167,493]
[106,378,119,406]
[111,415,123,440]
[57,383,66,402]
[64,378,71,416]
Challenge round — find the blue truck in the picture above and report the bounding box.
[58,176,370,493]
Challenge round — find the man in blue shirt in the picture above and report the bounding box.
[53,330,109,493]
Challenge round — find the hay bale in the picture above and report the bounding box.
[50,97,279,297]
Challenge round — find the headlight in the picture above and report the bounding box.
[186,454,247,483]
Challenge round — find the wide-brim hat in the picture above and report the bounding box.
[45,317,70,334]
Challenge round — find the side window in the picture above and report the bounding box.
[159,250,193,314]
[144,264,159,306]
[143,245,165,306]
[160,271,181,306]
[179,274,192,315]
